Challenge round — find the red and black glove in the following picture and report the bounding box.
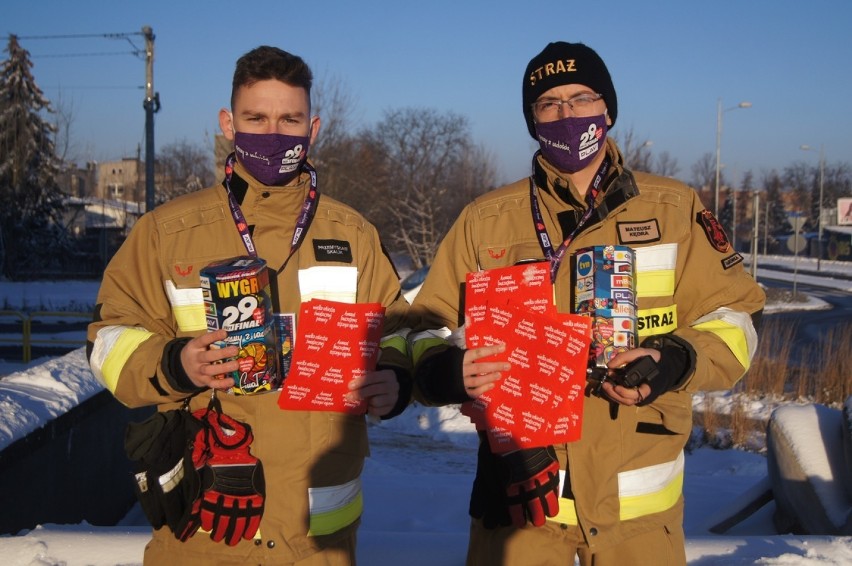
[172,411,217,542]
[500,446,560,527]
[194,408,265,546]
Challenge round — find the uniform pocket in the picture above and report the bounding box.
[636,390,692,436]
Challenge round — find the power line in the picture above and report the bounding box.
[10,32,145,59]
[13,32,143,40]
[31,51,140,59]
[42,85,143,90]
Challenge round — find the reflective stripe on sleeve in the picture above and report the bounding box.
[408,328,451,366]
[380,329,410,357]
[164,280,206,332]
[691,307,757,370]
[308,477,363,536]
[618,451,684,521]
[90,325,155,393]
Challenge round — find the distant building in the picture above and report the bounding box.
[97,157,144,204]
[56,162,98,198]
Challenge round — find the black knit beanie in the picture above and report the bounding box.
[522,42,618,138]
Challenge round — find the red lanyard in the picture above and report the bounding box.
[530,155,610,283]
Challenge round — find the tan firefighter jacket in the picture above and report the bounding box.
[408,139,765,552]
[87,161,410,564]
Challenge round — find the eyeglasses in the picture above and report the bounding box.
[531,93,604,121]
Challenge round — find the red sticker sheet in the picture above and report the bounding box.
[277,299,385,414]
[462,264,592,453]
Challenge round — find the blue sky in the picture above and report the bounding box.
[5,0,851,186]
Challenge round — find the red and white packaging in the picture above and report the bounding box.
[277,299,385,414]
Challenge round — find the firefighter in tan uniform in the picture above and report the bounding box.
[87,47,411,565]
[408,41,765,566]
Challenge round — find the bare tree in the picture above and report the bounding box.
[369,107,494,268]
[762,169,791,243]
[690,152,717,191]
[783,162,814,229]
[310,72,358,161]
[653,151,680,178]
[690,152,719,209]
[156,139,215,203]
[52,90,75,164]
[613,127,653,171]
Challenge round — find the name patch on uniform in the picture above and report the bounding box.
[617,219,661,244]
[313,239,353,263]
[721,252,744,270]
[697,210,731,253]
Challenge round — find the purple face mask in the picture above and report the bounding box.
[234,132,310,186]
[534,114,607,174]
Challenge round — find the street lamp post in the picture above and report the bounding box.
[714,98,752,217]
[800,144,825,270]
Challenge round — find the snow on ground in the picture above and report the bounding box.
[0,255,851,564]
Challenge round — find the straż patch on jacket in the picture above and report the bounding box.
[313,239,353,263]
[696,210,731,253]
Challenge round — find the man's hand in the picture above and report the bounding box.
[346,369,399,417]
[462,343,510,399]
[598,347,660,406]
[180,329,239,391]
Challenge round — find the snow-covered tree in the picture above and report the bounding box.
[0,35,69,279]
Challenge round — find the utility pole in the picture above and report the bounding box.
[142,26,160,213]
[751,192,759,279]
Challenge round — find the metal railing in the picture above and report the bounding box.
[0,311,92,363]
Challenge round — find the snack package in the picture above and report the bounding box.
[200,256,279,394]
[572,245,637,367]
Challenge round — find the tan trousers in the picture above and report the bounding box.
[466,519,686,566]
[143,530,356,566]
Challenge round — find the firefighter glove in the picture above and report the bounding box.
[195,408,265,546]
[124,407,204,540]
[500,446,560,527]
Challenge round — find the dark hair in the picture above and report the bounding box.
[231,46,313,108]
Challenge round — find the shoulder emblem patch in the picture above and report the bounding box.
[697,210,731,253]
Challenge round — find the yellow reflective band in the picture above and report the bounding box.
[635,243,677,299]
[693,319,751,370]
[97,326,154,393]
[636,306,678,339]
[308,478,363,536]
[619,472,683,521]
[636,269,675,298]
[380,334,408,357]
[547,496,579,525]
[618,452,684,521]
[173,304,206,332]
[411,336,449,366]
[164,280,206,332]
